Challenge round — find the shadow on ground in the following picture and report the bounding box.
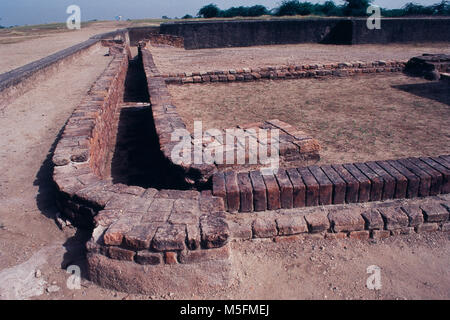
[392,80,450,106]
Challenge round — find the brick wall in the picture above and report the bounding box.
[214,155,450,213]
[159,60,406,85]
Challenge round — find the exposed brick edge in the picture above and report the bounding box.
[140,45,327,185]
[151,60,407,85]
[0,28,129,110]
[140,44,217,186]
[227,196,450,242]
[51,44,230,268]
[213,155,450,213]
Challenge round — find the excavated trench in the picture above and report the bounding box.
[109,54,190,190]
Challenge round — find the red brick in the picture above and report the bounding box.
[378,207,409,230]
[321,165,346,205]
[376,161,408,199]
[224,171,240,213]
[249,170,267,212]
[252,218,278,238]
[237,172,253,212]
[420,203,449,222]
[108,246,135,261]
[354,162,383,201]
[151,224,186,251]
[228,220,253,240]
[325,232,348,240]
[304,211,330,233]
[200,213,230,249]
[164,251,178,264]
[361,209,384,230]
[331,164,359,203]
[274,235,303,243]
[408,157,442,196]
[329,209,365,232]
[212,172,227,209]
[308,166,333,205]
[371,230,391,240]
[179,245,230,264]
[415,223,439,233]
[123,223,156,250]
[186,224,201,250]
[286,168,306,208]
[297,167,319,207]
[343,164,371,203]
[262,173,281,210]
[135,251,162,265]
[275,170,294,209]
[419,157,450,194]
[276,215,308,235]
[349,230,370,240]
[366,161,396,200]
[199,196,225,213]
[386,160,420,198]
[390,227,414,235]
[398,158,431,197]
[400,204,424,226]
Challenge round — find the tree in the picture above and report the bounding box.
[343,0,372,16]
[276,0,314,16]
[182,14,193,19]
[247,5,269,16]
[198,3,221,18]
[432,0,450,15]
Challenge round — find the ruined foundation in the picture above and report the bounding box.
[1,19,447,294]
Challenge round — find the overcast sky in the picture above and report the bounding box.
[0,0,441,27]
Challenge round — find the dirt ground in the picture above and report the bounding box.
[149,42,450,74]
[168,73,450,165]
[0,27,449,300]
[0,21,136,74]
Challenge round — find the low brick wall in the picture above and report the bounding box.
[157,60,407,85]
[52,46,129,227]
[145,34,184,48]
[52,43,231,276]
[227,195,450,242]
[140,45,217,185]
[158,18,450,50]
[213,155,450,213]
[0,29,129,111]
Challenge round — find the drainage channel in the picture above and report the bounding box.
[109,54,190,190]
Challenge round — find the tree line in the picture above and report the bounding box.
[188,0,450,19]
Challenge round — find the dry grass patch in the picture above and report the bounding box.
[168,73,450,164]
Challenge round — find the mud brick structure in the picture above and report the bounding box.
[159,18,450,49]
[0,19,444,294]
[212,156,450,213]
[159,60,407,85]
[405,54,450,80]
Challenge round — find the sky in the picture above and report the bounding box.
[0,0,441,27]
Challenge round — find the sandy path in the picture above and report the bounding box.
[0,22,129,74]
[150,42,450,74]
[0,45,117,299]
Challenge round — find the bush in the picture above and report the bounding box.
[182,14,193,19]
[198,3,221,18]
[313,1,344,16]
[343,0,372,16]
[276,0,315,16]
[247,5,270,16]
[432,0,450,15]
